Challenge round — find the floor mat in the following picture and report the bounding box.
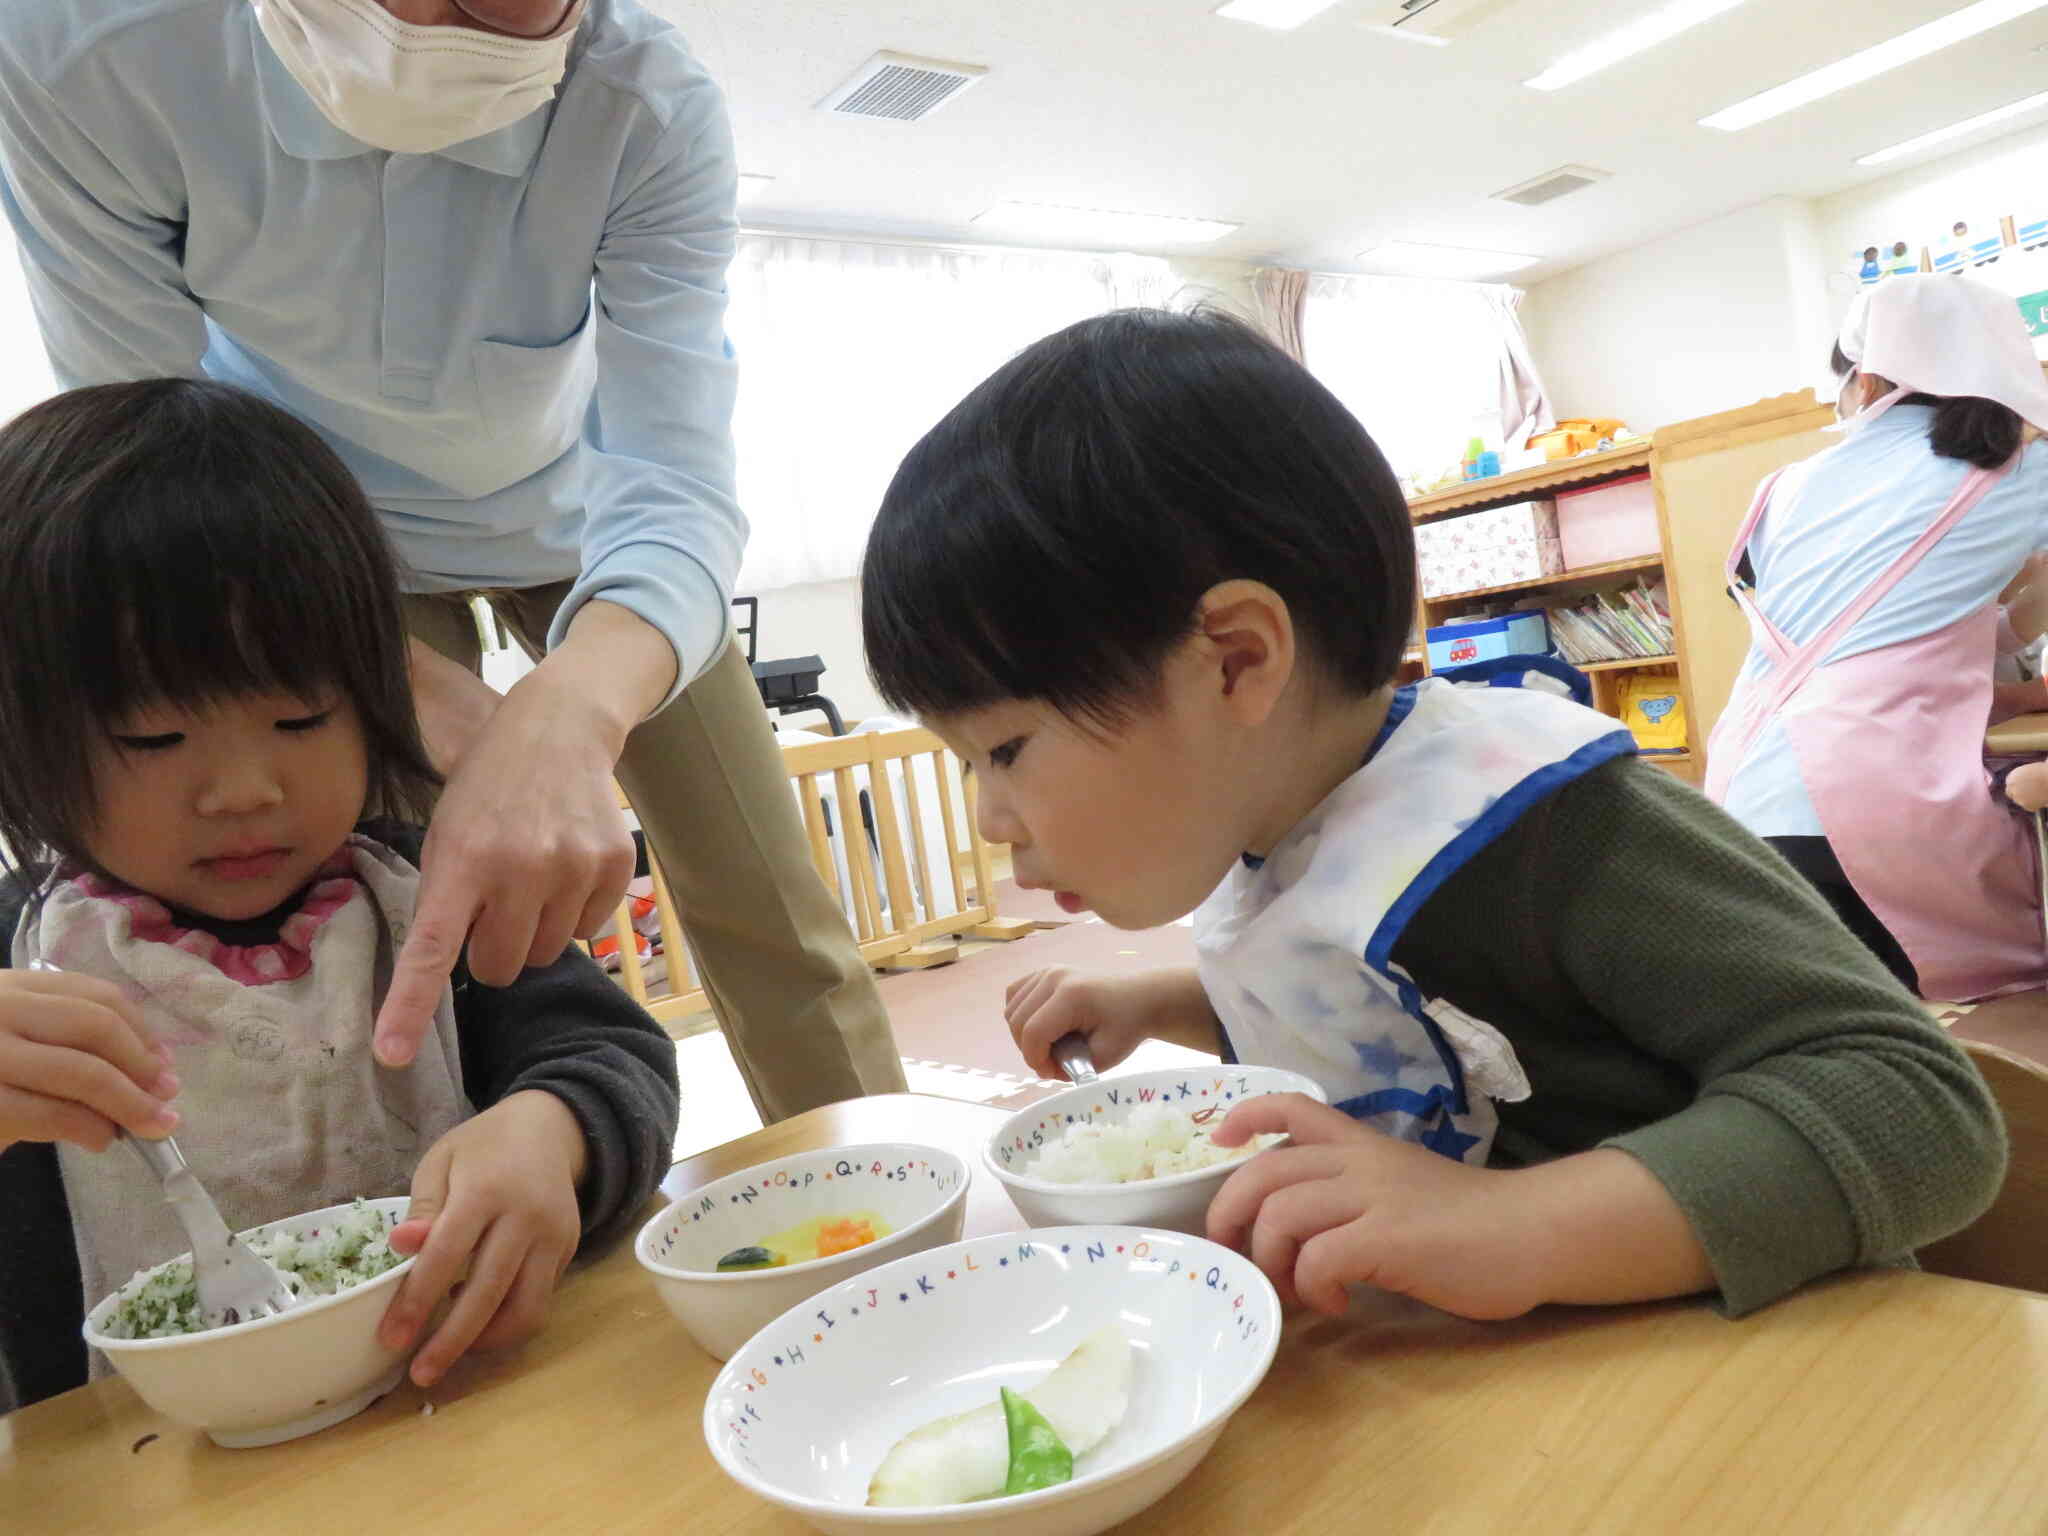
[876,901,1197,1076]
[671,878,1206,1159]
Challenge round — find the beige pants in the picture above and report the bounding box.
[401,583,906,1122]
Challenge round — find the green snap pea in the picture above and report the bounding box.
[1000,1386,1074,1496]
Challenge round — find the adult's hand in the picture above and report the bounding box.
[374,602,679,1067]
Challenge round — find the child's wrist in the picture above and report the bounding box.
[501,1088,590,1188]
[1500,1150,1713,1308]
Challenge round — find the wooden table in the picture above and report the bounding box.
[8,1093,2048,1534]
[1987,710,2048,755]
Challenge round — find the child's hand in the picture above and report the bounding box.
[0,970,179,1153]
[377,1090,587,1386]
[1205,1093,1545,1322]
[1005,967,1156,1080]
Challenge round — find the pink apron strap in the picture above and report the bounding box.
[1716,461,2010,779]
[1725,470,1795,667]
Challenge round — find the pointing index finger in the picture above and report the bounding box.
[372,866,479,1069]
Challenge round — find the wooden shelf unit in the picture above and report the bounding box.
[1578,654,1677,673]
[1422,554,1663,610]
[1405,391,1840,787]
[1408,443,1652,524]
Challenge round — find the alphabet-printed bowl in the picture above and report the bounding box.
[638,1143,970,1361]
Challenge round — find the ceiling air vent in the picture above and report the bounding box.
[1492,165,1611,207]
[818,51,988,122]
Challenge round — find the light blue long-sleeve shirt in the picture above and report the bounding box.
[1722,403,2048,837]
[0,0,742,704]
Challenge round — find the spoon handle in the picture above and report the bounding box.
[1050,1033,1100,1086]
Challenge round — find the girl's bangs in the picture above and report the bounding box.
[61,477,378,726]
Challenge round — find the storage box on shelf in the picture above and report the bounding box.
[1556,472,1659,569]
[1424,610,1550,673]
[1414,499,1561,599]
[1405,394,1840,786]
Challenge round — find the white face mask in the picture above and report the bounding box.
[255,0,587,156]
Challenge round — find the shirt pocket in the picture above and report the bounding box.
[470,300,598,487]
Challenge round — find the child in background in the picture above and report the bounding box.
[1995,553,2048,811]
[0,380,679,1412]
[861,307,2003,1323]
[1992,551,2048,716]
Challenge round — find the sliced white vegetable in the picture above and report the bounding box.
[866,1327,1132,1507]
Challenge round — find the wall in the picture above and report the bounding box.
[1522,197,1831,433]
[1526,126,2048,436]
[1818,119,2048,324]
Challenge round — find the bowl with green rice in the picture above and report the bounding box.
[83,1195,419,1447]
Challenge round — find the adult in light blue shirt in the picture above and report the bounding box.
[0,0,904,1117]
[1713,278,2048,1000]
[1721,401,2048,841]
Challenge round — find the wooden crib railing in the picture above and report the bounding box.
[596,726,1033,1028]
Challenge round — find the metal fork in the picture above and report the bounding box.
[124,1132,299,1327]
[30,959,297,1327]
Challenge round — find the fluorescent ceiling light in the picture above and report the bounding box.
[1526,0,1750,91]
[1857,88,2048,165]
[1214,0,1343,28]
[972,201,1240,246]
[737,173,775,202]
[1357,241,1541,279]
[1702,0,2048,132]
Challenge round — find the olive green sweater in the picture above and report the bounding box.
[1387,755,2006,1318]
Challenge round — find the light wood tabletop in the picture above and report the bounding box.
[1987,710,2048,755]
[8,1092,2048,1534]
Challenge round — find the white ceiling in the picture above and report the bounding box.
[654,0,2048,282]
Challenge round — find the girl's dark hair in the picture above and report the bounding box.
[1829,341,2023,470]
[0,378,439,871]
[863,307,1415,725]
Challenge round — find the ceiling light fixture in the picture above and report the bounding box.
[1526,0,1750,91]
[1356,241,1541,279]
[973,202,1240,247]
[1856,88,2048,165]
[1702,0,2048,132]
[1214,0,1345,29]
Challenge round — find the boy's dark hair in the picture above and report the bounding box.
[0,378,439,872]
[1830,341,2022,470]
[863,307,1416,725]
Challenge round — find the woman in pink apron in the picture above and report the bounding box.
[1708,276,2048,1001]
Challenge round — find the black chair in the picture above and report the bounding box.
[733,595,844,736]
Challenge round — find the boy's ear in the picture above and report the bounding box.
[1192,580,1293,725]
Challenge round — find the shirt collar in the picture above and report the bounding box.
[251,14,552,178]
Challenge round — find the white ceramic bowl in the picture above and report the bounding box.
[705,1223,1281,1536]
[82,1196,415,1448]
[639,1142,970,1361]
[983,1066,1327,1235]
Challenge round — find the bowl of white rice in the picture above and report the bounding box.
[984,1066,1327,1235]
[83,1195,418,1447]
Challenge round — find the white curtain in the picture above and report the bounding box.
[1301,273,1554,490]
[725,237,1173,592]
[0,233,55,424]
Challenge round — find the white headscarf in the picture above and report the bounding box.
[1837,274,2048,434]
